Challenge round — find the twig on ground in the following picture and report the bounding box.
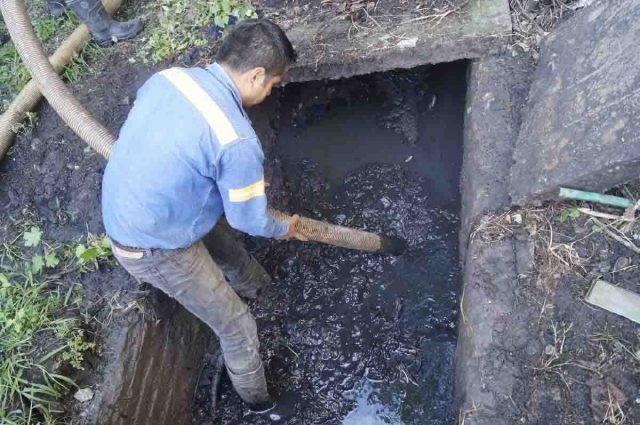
[592,218,640,254]
[458,402,485,425]
[512,0,546,34]
[538,293,549,324]
[398,0,469,29]
[578,208,635,223]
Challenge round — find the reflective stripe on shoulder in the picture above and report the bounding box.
[229,179,266,203]
[160,68,238,145]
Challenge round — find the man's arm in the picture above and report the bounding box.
[216,140,290,238]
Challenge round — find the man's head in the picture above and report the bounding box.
[216,19,296,107]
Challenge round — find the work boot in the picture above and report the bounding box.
[246,389,298,422]
[46,0,66,17]
[66,0,143,47]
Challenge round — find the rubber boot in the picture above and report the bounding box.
[227,362,270,406]
[227,362,296,422]
[65,0,143,46]
[46,0,66,17]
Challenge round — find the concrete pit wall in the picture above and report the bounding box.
[455,55,535,423]
[83,290,213,424]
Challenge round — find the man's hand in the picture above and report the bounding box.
[276,214,308,241]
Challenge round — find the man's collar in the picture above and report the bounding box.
[205,62,247,117]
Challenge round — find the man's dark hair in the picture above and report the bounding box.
[216,19,296,77]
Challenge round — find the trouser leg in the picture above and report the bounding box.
[114,241,270,405]
[203,217,272,299]
[46,0,66,17]
[65,0,143,46]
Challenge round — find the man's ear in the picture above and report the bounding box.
[249,67,267,84]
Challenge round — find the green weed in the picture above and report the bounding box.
[139,0,257,64]
[0,5,91,111]
[559,208,581,223]
[0,225,113,424]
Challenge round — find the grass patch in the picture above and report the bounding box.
[0,1,98,112]
[139,0,257,64]
[0,221,113,424]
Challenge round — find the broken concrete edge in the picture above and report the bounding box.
[459,53,534,258]
[283,0,512,83]
[79,290,214,425]
[454,53,535,423]
[509,0,640,204]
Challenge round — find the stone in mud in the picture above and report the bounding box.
[510,0,640,203]
[74,388,94,403]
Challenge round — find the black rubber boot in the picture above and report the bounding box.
[46,0,66,17]
[65,0,143,46]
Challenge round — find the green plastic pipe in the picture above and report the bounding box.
[559,188,631,209]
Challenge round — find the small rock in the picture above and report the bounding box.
[544,344,556,356]
[512,213,523,224]
[397,37,418,49]
[613,256,631,272]
[119,96,130,106]
[74,388,94,402]
[30,138,41,150]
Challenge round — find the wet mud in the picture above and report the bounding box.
[194,61,468,424]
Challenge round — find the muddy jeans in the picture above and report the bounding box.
[111,219,271,406]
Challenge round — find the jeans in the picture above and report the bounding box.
[112,219,271,406]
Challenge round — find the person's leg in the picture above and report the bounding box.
[113,241,270,407]
[46,0,66,17]
[65,0,143,46]
[203,217,272,299]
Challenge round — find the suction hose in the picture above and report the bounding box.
[0,0,115,159]
[0,0,124,160]
[0,0,407,255]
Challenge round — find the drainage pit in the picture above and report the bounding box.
[198,61,467,424]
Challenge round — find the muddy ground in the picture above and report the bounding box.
[467,198,640,424]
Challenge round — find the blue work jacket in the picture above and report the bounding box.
[102,63,288,248]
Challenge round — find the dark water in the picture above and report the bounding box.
[205,62,467,425]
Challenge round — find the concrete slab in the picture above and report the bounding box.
[454,238,539,424]
[284,0,511,83]
[460,54,533,254]
[86,290,213,425]
[510,0,640,204]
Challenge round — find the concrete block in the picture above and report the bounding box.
[460,54,533,254]
[454,238,536,424]
[284,0,511,83]
[510,0,640,203]
[85,290,213,425]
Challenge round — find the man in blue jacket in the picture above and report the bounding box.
[102,19,304,421]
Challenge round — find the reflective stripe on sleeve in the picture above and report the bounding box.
[160,68,238,145]
[229,179,266,202]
